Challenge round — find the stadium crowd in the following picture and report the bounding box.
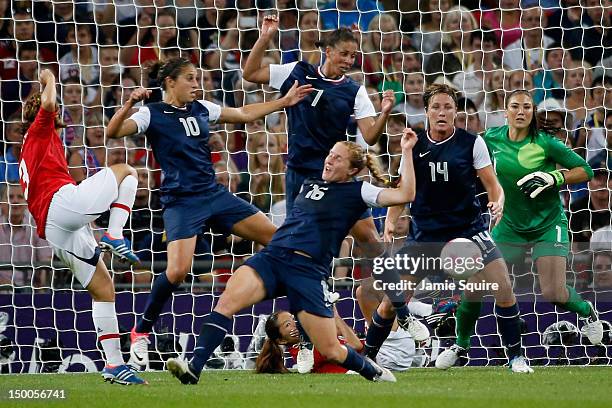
[0,0,611,293]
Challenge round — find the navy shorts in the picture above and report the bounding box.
[244,246,335,318]
[286,166,371,220]
[396,225,503,278]
[162,188,259,242]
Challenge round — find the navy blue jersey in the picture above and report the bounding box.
[269,61,375,172]
[407,128,492,234]
[130,100,222,196]
[270,179,382,268]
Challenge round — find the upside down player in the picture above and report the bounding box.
[437,90,604,365]
[107,58,312,370]
[19,70,146,384]
[379,84,533,373]
[165,130,418,384]
[243,16,425,336]
[255,308,422,374]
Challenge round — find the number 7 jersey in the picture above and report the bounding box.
[19,108,76,238]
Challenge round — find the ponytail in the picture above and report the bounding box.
[365,153,395,187]
[339,141,396,187]
[149,57,193,90]
[255,338,288,374]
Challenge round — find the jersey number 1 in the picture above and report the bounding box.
[179,117,200,137]
[19,159,30,200]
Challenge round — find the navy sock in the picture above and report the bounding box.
[341,345,379,381]
[393,303,410,321]
[495,303,522,360]
[136,272,180,333]
[190,311,233,374]
[364,310,395,359]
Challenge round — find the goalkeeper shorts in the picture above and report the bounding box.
[491,218,569,264]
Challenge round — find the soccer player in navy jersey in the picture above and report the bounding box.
[242,16,426,336]
[106,58,313,369]
[165,129,418,385]
[371,84,534,373]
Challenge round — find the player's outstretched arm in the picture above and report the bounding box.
[383,204,404,243]
[478,165,504,226]
[357,90,395,145]
[107,87,152,138]
[242,14,278,84]
[219,80,312,123]
[377,128,417,207]
[39,69,57,112]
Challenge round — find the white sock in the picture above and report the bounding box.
[408,299,433,317]
[92,301,124,367]
[107,175,137,239]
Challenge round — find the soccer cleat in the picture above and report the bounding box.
[102,364,148,385]
[128,327,150,370]
[580,301,604,345]
[509,356,534,373]
[296,343,314,374]
[100,233,140,264]
[167,358,200,385]
[435,344,467,370]
[397,315,430,342]
[367,357,396,383]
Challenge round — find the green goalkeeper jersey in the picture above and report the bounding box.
[483,125,593,234]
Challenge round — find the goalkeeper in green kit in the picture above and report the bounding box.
[436,90,604,370]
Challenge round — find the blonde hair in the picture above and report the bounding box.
[442,6,478,48]
[338,141,394,187]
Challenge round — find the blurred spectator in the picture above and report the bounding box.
[563,60,595,125]
[1,41,40,120]
[196,66,224,105]
[104,75,139,120]
[506,70,534,94]
[455,97,482,134]
[68,112,106,183]
[0,116,23,183]
[569,169,612,243]
[591,250,612,290]
[94,45,123,109]
[121,9,178,68]
[532,44,572,105]
[561,0,612,67]
[361,14,401,90]
[576,107,612,163]
[393,71,426,129]
[451,30,499,108]
[0,184,52,290]
[282,9,320,64]
[425,6,478,84]
[214,160,239,194]
[0,8,56,81]
[502,6,554,73]
[320,0,382,31]
[411,0,451,66]
[244,124,285,213]
[547,0,583,50]
[61,77,86,148]
[589,75,612,116]
[478,0,523,48]
[536,98,575,147]
[383,114,406,177]
[276,0,299,57]
[59,24,99,105]
[0,0,10,39]
[478,68,507,128]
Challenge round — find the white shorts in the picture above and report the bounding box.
[45,168,119,287]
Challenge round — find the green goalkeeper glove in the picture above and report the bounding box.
[517,170,565,198]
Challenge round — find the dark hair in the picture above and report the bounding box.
[149,57,194,91]
[315,27,357,48]
[457,97,477,113]
[17,41,37,58]
[423,84,458,110]
[21,93,66,136]
[505,89,543,139]
[255,312,289,374]
[471,29,497,46]
[544,43,565,61]
[591,75,612,97]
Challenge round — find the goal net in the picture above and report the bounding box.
[0,1,610,373]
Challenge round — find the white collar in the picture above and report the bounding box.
[317,66,345,82]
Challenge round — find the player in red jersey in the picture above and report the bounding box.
[19,70,146,385]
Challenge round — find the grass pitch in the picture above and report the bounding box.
[0,367,609,408]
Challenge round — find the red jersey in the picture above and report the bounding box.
[288,338,365,374]
[19,108,76,239]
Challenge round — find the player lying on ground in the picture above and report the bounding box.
[441,89,603,361]
[243,18,424,336]
[106,57,312,370]
[19,69,145,384]
[378,84,533,373]
[255,307,423,374]
[165,129,418,384]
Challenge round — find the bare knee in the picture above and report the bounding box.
[541,285,567,303]
[317,343,346,364]
[110,163,137,184]
[377,298,395,319]
[88,276,115,302]
[166,263,191,284]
